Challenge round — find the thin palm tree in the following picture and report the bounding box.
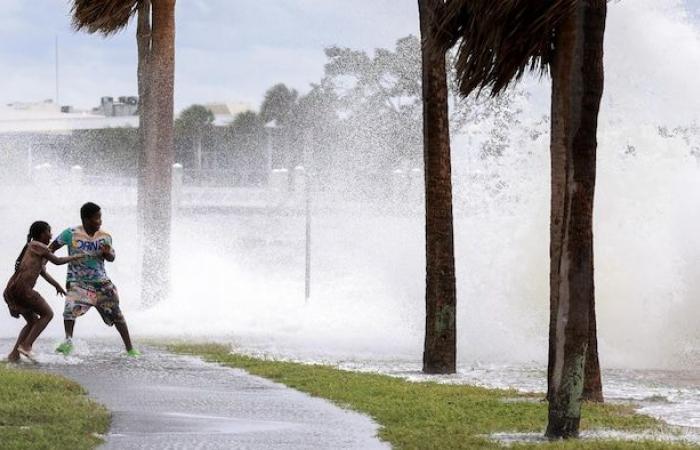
[71,0,176,305]
[436,0,607,438]
[136,0,152,304]
[418,0,457,374]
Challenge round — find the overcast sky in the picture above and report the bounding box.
[0,0,418,112]
[0,0,697,113]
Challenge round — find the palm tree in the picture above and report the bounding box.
[175,105,215,182]
[136,0,152,305]
[71,0,176,305]
[436,0,607,438]
[418,0,457,374]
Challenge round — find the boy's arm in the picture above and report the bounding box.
[40,269,67,296]
[102,244,115,262]
[101,236,115,262]
[49,228,71,253]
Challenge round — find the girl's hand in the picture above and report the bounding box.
[72,254,87,261]
[56,285,67,297]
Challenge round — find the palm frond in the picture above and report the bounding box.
[71,0,139,35]
[436,0,576,97]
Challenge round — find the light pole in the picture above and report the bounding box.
[303,130,312,303]
[195,133,203,183]
[264,119,277,184]
[27,144,33,178]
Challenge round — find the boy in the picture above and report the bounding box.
[50,202,139,356]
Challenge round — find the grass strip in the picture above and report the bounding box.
[0,363,110,450]
[169,343,695,449]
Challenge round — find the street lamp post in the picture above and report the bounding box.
[303,131,312,303]
[264,119,277,184]
[195,133,203,184]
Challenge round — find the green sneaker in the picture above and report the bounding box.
[55,340,73,355]
[126,349,141,358]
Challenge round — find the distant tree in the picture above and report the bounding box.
[320,35,533,177]
[323,37,423,171]
[175,104,214,179]
[176,105,214,132]
[252,36,537,196]
[292,83,341,186]
[227,111,265,184]
[261,84,299,126]
[260,84,300,171]
[229,110,263,135]
[70,127,139,176]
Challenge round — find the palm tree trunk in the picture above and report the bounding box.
[546,0,606,439]
[136,0,151,301]
[583,297,603,402]
[140,0,175,306]
[549,238,604,404]
[418,0,457,375]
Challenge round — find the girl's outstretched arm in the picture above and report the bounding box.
[44,251,84,266]
[40,269,67,296]
[32,243,84,266]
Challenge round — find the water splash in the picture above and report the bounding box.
[0,0,698,373]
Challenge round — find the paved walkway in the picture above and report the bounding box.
[2,340,389,450]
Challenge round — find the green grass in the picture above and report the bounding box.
[0,363,110,450]
[169,343,697,450]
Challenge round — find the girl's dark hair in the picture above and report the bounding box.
[15,221,50,272]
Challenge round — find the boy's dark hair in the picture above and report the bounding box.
[15,221,50,271]
[80,202,101,221]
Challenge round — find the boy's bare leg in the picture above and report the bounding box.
[19,294,53,351]
[64,319,75,339]
[115,320,133,352]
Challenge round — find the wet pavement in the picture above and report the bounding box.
[1,339,388,450]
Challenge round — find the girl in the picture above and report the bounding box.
[4,221,84,362]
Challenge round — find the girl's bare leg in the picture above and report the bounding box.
[19,292,53,352]
[8,313,36,361]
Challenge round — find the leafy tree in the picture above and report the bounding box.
[226,111,265,184]
[261,84,299,126]
[175,104,214,179]
[260,84,300,172]
[176,105,214,134]
[292,83,342,187]
[323,37,423,170]
[251,35,537,197]
[69,127,139,176]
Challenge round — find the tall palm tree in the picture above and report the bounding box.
[71,0,176,305]
[437,0,607,438]
[136,0,152,303]
[418,0,457,374]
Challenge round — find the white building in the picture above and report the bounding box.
[0,99,138,134]
[203,102,253,126]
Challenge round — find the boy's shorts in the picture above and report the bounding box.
[63,281,125,326]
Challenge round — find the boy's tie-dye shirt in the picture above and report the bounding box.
[52,226,114,283]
